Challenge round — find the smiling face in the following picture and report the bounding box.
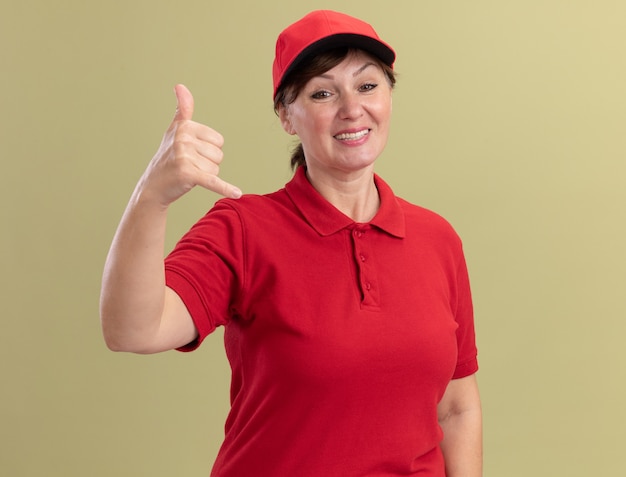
[278,49,393,178]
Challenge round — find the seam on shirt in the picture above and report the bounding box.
[220,201,248,310]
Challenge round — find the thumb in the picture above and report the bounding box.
[173,84,194,121]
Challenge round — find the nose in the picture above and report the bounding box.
[338,92,364,120]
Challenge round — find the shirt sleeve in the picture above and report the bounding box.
[451,251,479,379]
[164,200,245,352]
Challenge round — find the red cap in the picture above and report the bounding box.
[272,10,395,99]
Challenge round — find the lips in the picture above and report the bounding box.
[334,129,370,141]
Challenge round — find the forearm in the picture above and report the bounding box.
[439,406,483,477]
[100,183,169,351]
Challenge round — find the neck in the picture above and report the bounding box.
[305,167,380,222]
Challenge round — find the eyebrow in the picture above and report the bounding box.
[318,62,378,80]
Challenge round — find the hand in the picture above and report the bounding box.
[140,84,242,207]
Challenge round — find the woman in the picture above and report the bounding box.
[100,10,482,477]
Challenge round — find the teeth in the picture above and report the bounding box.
[335,129,369,140]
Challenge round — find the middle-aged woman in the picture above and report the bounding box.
[100,10,482,477]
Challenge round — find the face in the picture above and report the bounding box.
[279,50,393,177]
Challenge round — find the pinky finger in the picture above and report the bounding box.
[202,173,243,199]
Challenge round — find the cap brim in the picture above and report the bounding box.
[278,33,395,93]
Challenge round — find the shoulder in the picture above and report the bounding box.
[212,187,290,215]
[203,188,297,232]
[397,197,458,231]
[395,196,464,248]
[174,189,295,259]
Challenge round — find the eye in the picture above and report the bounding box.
[359,83,378,92]
[310,90,331,100]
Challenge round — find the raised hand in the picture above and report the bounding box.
[140,84,242,207]
[102,84,244,353]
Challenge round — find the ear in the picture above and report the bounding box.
[278,104,297,135]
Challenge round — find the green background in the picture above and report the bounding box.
[2,1,624,475]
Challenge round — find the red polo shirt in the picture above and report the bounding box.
[164,166,478,477]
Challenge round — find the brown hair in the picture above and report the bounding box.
[274,48,396,170]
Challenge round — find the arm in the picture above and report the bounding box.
[99,84,241,354]
[438,374,483,477]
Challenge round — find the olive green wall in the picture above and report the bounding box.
[2,1,624,475]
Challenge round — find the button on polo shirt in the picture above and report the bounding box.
[349,224,379,307]
[164,166,478,477]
